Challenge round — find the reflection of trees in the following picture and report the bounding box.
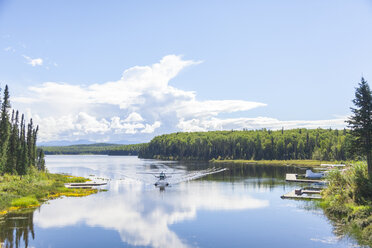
[0,211,35,248]
[183,162,304,179]
[180,162,306,189]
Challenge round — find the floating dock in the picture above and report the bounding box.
[64,182,107,189]
[285,174,324,183]
[281,188,322,200]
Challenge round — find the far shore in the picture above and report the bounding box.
[210,159,349,167]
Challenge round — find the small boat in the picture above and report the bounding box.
[305,169,325,179]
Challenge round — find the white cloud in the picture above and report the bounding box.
[124,112,144,123]
[23,55,43,66]
[177,116,347,132]
[12,55,347,143]
[141,121,161,134]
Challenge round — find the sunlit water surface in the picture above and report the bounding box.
[0,155,360,248]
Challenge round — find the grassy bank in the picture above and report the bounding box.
[0,169,99,215]
[320,162,372,247]
[210,159,347,167]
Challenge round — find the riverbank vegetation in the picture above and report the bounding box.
[0,168,97,215]
[321,162,372,246]
[0,85,98,215]
[319,78,372,246]
[42,143,144,155]
[139,128,352,161]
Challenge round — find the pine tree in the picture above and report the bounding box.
[18,114,29,175]
[0,85,11,173]
[7,110,19,174]
[347,77,372,174]
[17,114,28,175]
[37,148,45,171]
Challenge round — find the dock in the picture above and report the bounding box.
[281,188,322,200]
[285,174,324,183]
[64,182,107,189]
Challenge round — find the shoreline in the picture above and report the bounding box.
[210,159,349,167]
[0,172,101,215]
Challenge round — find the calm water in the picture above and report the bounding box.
[0,155,359,248]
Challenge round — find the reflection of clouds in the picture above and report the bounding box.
[34,180,268,248]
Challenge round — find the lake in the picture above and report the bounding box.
[0,155,359,248]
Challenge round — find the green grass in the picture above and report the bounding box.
[210,159,348,167]
[0,168,98,214]
[11,196,39,207]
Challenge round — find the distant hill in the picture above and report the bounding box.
[41,143,145,156]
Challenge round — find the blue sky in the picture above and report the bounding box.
[1,0,372,143]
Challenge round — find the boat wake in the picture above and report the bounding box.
[170,167,228,185]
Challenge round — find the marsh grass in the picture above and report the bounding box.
[0,168,96,215]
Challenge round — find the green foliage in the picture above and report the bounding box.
[0,85,45,175]
[0,168,91,212]
[139,129,353,161]
[321,162,372,246]
[42,143,144,155]
[0,85,11,172]
[347,77,372,174]
[11,196,39,207]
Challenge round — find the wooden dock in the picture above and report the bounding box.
[281,188,322,200]
[64,182,107,189]
[285,174,324,183]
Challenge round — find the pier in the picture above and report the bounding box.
[285,173,324,183]
[64,182,107,189]
[281,188,322,200]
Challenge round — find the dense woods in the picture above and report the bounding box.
[139,128,353,161]
[42,143,144,155]
[0,85,44,175]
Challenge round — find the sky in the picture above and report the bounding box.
[1,0,372,144]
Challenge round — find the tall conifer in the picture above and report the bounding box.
[347,77,372,174]
[0,85,11,173]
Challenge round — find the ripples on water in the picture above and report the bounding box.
[0,155,359,248]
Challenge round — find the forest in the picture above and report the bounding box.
[42,143,144,155]
[0,85,44,175]
[138,128,353,161]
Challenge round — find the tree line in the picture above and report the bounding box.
[42,143,144,155]
[0,85,45,175]
[138,128,353,161]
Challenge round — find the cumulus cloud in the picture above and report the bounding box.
[177,116,347,132]
[12,55,346,143]
[23,55,43,66]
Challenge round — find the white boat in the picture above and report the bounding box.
[305,169,325,179]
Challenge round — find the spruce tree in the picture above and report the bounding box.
[7,110,19,174]
[347,77,372,174]
[0,85,11,173]
[19,115,28,175]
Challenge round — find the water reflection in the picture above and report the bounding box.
[0,211,35,248]
[32,180,268,248]
[0,156,355,248]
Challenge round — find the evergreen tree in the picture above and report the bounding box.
[17,114,28,175]
[37,148,45,171]
[0,85,11,173]
[347,77,372,174]
[7,110,19,174]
